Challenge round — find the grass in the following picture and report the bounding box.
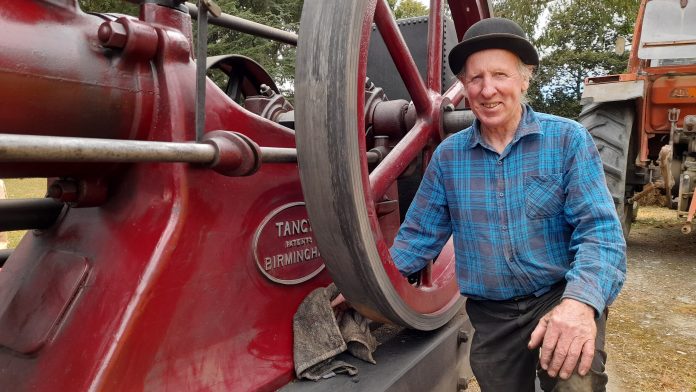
[1,178,47,248]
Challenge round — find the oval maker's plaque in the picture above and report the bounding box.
[253,202,325,285]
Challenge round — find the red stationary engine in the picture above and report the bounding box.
[0,1,488,390]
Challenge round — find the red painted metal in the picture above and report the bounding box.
[374,0,431,115]
[427,0,443,93]
[0,2,331,390]
[447,0,492,41]
[370,120,429,201]
[361,0,467,315]
[0,0,490,389]
[369,0,470,203]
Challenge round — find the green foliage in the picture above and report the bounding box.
[80,0,640,121]
[393,0,428,19]
[493,0,639,119]
[78,0,137,15]
[387,0,429,19]
[207,0,302,95]
[492,0,549,43]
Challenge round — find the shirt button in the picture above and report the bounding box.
[499,192,504,197]
[497,160,503,165]
[502,225,508,230]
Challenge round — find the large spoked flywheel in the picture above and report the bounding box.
[295,0,489,330]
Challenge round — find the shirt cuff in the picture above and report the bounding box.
[562,284,605,317]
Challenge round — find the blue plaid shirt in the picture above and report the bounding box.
[391,105,626,314]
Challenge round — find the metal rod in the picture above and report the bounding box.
[195,0,209,141]
[260,147,380,164]
[0,249,11,268]
[0,198,64,232]
[186,2,298,46]
[0,134,373,165]
[260,147,299,163]
[0,134,216,163]
[443,110,476,134]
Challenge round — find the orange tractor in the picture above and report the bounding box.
[580,0,696,235]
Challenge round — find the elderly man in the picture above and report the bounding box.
[390,18,626,391]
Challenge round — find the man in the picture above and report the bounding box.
[390,18,626,391]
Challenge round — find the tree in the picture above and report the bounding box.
[535,0,637,118]
[387,0,429,19]
[79,0,137,14]
[492,0,549,42]
[206,0,302,94]
[493,0,639,119]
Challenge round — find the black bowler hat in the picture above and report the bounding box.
[448,17,539,75]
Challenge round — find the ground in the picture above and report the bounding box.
[606,206,696,392]
[2,181,695,391]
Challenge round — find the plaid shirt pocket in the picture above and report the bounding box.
[524,174,564,219]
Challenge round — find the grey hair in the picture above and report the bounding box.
[516,60,535,104]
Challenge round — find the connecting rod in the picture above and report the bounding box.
[0,133,379,174]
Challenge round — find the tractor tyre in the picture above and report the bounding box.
[579,101,636,238]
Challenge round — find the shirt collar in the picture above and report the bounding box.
[465,104,543,150]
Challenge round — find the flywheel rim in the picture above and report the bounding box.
[295,0,482,330]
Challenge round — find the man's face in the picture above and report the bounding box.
[462,49,529,134]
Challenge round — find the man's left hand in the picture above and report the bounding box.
[528,298,596,379]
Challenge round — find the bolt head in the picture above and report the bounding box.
[98,21,128,49]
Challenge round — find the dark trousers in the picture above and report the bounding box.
[465,283,608,392]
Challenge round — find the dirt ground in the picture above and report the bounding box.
[467,205,695,392]
[606,206,696,392]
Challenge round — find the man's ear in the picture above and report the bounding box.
[460,78,469,98]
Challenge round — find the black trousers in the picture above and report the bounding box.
[465,283,608,392]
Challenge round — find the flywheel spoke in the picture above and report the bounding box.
[426,0,444,92]
[374,0,431,115]
[369,120,430,201]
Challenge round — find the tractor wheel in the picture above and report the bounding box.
[295,0,484,330]
[579,101,636,238]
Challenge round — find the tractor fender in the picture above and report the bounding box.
[581,79,645,105]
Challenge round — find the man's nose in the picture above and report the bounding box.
[480,78,496,97]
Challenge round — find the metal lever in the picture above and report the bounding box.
[195,0,221,141]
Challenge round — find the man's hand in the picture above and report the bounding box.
[528,298,596,379]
